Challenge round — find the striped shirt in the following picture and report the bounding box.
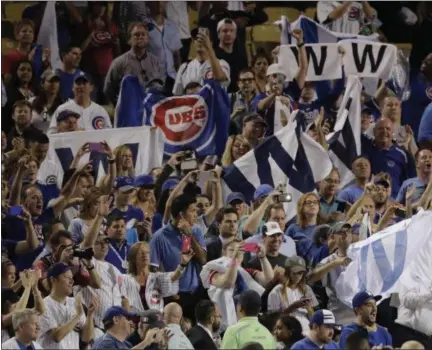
[39,296,86,349]
[75,259,122,330]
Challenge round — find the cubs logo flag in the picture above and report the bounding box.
[334,210,432,307]
[222,118,333,221]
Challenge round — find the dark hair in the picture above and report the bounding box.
[345,330,370,350]
[184,82,202,92]
[42,218,64,242]
[50,230,72,247]
[241,343,264,350]
[106,214,126,228]
[263,203,284,222]
[14,19,35,38]
[12,100,32,114]
[1,259,14,278]
[127,22,148,39]
[195,300,216,324]
[251,48,271,67]
[170,194,196,219]
[197,194,211,201]
[278,315,304,344]
[20,184,41,202]
[10,59,35,90]
[259,311,281,331]
[32,83,64,115]
[221,207,239,220]
[238,68,255,79]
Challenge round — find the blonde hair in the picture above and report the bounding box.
[114,145,135,177]
[127,242,149,276]
[280,266,307,305]
[221,135,251,167]
[296,192,323,229]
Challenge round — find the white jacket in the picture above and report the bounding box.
[2,337,43,349]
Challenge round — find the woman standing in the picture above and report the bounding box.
[30,70,63,133]
[273,315,304,349]
[113,145,135,177]
[120,242,194,313]
[251,51,270,94]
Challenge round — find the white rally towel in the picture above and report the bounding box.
[326,75,363,188]
[42,127,164,185]
[334,210,432,307]
[222,117,333,221]
[36,1,62,70]
[200,257,265,331]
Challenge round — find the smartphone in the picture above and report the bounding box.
[198,27,209,36]
[9,205,23,217]
[89,142,104,153]
[337,201,347,213]
[204,155,218,166]
[277,193,292,203]
[243,242,259,253]
[394,207,407,219]
[181,159,198,171]
[182,235,192,253]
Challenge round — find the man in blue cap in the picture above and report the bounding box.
[226,192,247,219]
[55,110,81,133]
[291,309,340,349]
[110,176,145,245]
[339,291,392,349]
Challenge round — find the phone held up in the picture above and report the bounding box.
[182,235,192,253]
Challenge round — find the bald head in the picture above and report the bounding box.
[163,302,183,325]
[401,341,425,350]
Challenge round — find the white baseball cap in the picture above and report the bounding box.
[266,63,286,77]
[263,221,283,236]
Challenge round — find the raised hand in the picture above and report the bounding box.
[76,143,90,158]
[98,195,112,217]
[180,250,195,265]
[75,293,84,316]
[290,28,303,42]
[405,183,416,202]
[100,140,114,159]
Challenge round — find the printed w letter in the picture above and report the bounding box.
[352,43,387,73]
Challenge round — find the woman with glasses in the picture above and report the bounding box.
[221,135,251,167]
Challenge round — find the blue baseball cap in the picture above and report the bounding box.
[57,109,80,123]
[310,309,339,327]
[102,306,137,322]
[134,174,155,188]
[74,72,92,83]
[162,178,179,193]
[113,176,135,192]
[361,106,373,114]
[47,262,71,280]
[352,291,382,309]
[226,192,246,205]
[253,184,274,201]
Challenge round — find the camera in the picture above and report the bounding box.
[72,247,94,260]
[276,183,292,203]
[181,150,198,171]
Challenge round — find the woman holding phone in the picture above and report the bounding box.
[267,256,318,335]
[120,242,194,313]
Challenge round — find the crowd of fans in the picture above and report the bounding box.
[1,1,432,350]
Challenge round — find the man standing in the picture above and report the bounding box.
[337,156,371,205]
[187,300,221,350]
[164,303,194,349]
[1,309,43,349]
[56,46,85,100]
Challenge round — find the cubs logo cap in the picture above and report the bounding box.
[113,176,135,192]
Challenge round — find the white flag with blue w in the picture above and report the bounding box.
[222,118,333,221]
[37,1,62,70]
[334,210,432,307]
[326,76,362,188]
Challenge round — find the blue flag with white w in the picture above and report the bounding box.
[222,118,333,221]
[115,76,230,157]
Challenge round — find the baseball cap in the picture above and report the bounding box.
[41,69,60,82]
[374,178,390,188]
[161,178,179,193]
[102,306,137,322]
[113,176,135,192]
[266,63,286,77]
[74,72,92,83]
[236,289,261,311]
[253,184,274,201]
[139,309,165,329]
[284,256,307,273]
[226,192,246,205]
[57,110,80,123]
[47,262,71,280]
[352,291,382,309]
[312,224,331,241]
[134,174,155,188]
[263,221,283,236]
[329,222,352,236]
[310,309,339,327]
[243,113,267,126]
[361,106,373,114]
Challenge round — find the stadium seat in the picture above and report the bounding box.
[250,24,280,43]
[4,2,32,22]
[1,20,14,39]
[189,8,199,30]
[1,38,17,54]
[264,7,300,24]
[304,7,317,20]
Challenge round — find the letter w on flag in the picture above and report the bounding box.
[222,118,333,221]
[326,76,363,188]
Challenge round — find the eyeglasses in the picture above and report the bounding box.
[304,200,319,206]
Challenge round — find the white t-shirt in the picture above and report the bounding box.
[165,1,190,40]
[166,324,195,350]
[37,158,63,189]
[317,1,369,35]
[2,337,43,350]
[48,99,112,134]
[172,59,231,95]
[38,296,86,349]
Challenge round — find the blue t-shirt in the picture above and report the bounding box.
[57,68,84,100]
[291,337,340,349]
[339,323,392,349]
[3,207,55,271]
[337,183,364,205]
[285,223,316,240]
[396,176,427,205]
[418,101,432,144]
[92,332,132,350]
[150,222,206,292]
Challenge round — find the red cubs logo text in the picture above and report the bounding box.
[153,96,208,144]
